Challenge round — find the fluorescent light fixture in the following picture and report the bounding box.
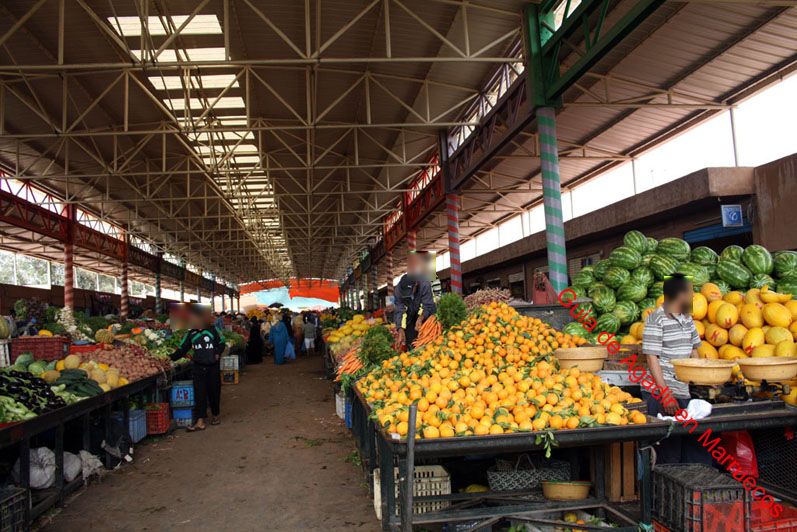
[108,15,222,37]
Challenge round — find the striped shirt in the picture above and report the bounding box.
[642,306,702,399]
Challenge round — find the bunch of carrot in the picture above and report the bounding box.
[412,315,443,348]
[335,347,363,381]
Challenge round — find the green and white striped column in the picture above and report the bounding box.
[537,107,568,293]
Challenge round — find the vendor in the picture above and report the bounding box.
[394,251,436,350]
[642,272,708,464]
[171,304,226,431]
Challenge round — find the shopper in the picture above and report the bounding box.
[642,272,708,464]
[394,251,437,350]
[269,316,289,365]
[171,305,226,431]
[245,316,264,364]
[302,317,316,356]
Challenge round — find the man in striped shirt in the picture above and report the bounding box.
[642,272,706,464]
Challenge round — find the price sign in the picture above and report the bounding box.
[721,204,744,228]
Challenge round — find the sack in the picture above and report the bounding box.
[285,341,296,360]
[13,447,56,489]
[63,452,82,482]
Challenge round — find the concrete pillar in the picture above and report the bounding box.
[386,251,393,297]
[155,253,162,314]
[179,258,185,302]
[537,107,568,293]
[120,236,129,320]
[64,207,75,311]
[446,194,463,294]
[371,262,378,308]
[407,230,416,253]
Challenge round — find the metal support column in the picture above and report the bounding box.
[446,194,463,294]
[386,251,393,298]
[407,230,416,254]
[372,262,379,308]
[537,107,569,293]
[211,275,216,312]
[179,258,185,302]
[63,206,74,311]
[120,235,129,320]
[154,253,162,315]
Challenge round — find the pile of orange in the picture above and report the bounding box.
[357,302,646,439]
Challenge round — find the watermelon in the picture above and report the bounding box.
[749,273,774,289]
[623,230,648,254]
[690,246,718,266]
[580,265,595,275]
[648,281,664,299]
[716,260,752,289]
[646,237,658,254]
[609,246,642,270]
[775,278,797,299]
[603,267,631,289]
[617,281,648,303]
[720,245,744,262]
[773,251,797,278]
[563,322,589,339]
[631,266,654,287]
[657,238,691,261]
[572,270,594,288]
[589,285,616,313]
[573,301,595,318]
[704,263,717,279]
[593,260,611,280]
[741,245,773,275]
[713,279,731,295]
[649,255,680,280]
[567,286,588,299]
[612,301,639,325]
[678,262,710,287]
[639,297,656,311]
[595,313,621,335]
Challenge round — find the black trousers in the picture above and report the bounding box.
[404,314,418,350]
[641,391,712,465]
[192,363,221,420]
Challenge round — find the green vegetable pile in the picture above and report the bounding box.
[55,369,104,397]
[436,292,468,330]
[358,325,397,368]
[0,369,67,422]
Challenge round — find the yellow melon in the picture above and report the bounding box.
[707,300,726,324]
[740,304,764,328]
[742,327,765,354]
[620,335,637,345]
[656,295,664,308]
[697,343,718,359]
[765,326,793,346]
[723,291,744,305]
[691,293,708,320]
[751,344,777,358]
[55,359,65,371]
[776,340,797,357]
[701,283,723,302]
[715,303,739,329]
[705,324,728,347]
[642,307,655,320]
[694,320,705,338]
[763,303,792,328]
[728,324,748,347]
[719,344,747,360]
[63,354,81,370]
[785,300,797,321]
[791,321,797,341]
[745,289,763,306]
[629,322,645,340]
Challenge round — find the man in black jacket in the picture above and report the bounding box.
[394,251,436,350]
[172,305,226,431]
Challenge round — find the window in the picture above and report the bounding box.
[461,240,476,262]
[436,252,450,272]
[15,255,49,287]
[499,215,524,247]
[0,251,14,284]
[98,274,116,294]
[476,227,499,256]
[50,263,64,286]
[525,205,545,235]
[571,162,635,217]
[76,268,98,290]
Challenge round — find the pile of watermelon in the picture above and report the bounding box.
[563,230,797,338]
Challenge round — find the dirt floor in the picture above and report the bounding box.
[38,356,381,532]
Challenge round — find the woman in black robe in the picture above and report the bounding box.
[245,316,264,364]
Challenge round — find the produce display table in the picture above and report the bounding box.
[0,364,192,527]
[349,391,797,531]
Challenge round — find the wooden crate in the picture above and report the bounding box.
[221,369,239,385]
[602,441,639,503]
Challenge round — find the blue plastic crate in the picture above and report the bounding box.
[112,409,147,443]
[172,407,193,428]
[171,380,194,408]
[345,397,353,430]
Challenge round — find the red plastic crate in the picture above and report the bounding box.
[10,336,69,363]
[752,501,797,531]
[145,403,171,435]
[69,343,102,355]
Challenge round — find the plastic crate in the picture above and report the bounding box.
[653,464,750,532]
[335,392,345,419]
[170,380,195,408]
[172,407,193,428]
[145,403,171,435]
[751,501,797,531]
[112,410,147,444]
[221,369,238,384]
[344,396,353,429]
[221,355,239,371]
[69,343,102,355]
[0,340,9,368]
[0,486,28,532]
[10,336,69,363]
[373,465,451,520]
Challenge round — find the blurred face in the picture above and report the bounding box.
[674,283,694,314]
[407,253,422,275]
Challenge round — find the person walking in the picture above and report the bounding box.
[171,305,226,431]
[269,316,289,365]
[303,317,317,356]
[245,315,264,364]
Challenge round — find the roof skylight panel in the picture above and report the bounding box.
[107,15,222,37]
